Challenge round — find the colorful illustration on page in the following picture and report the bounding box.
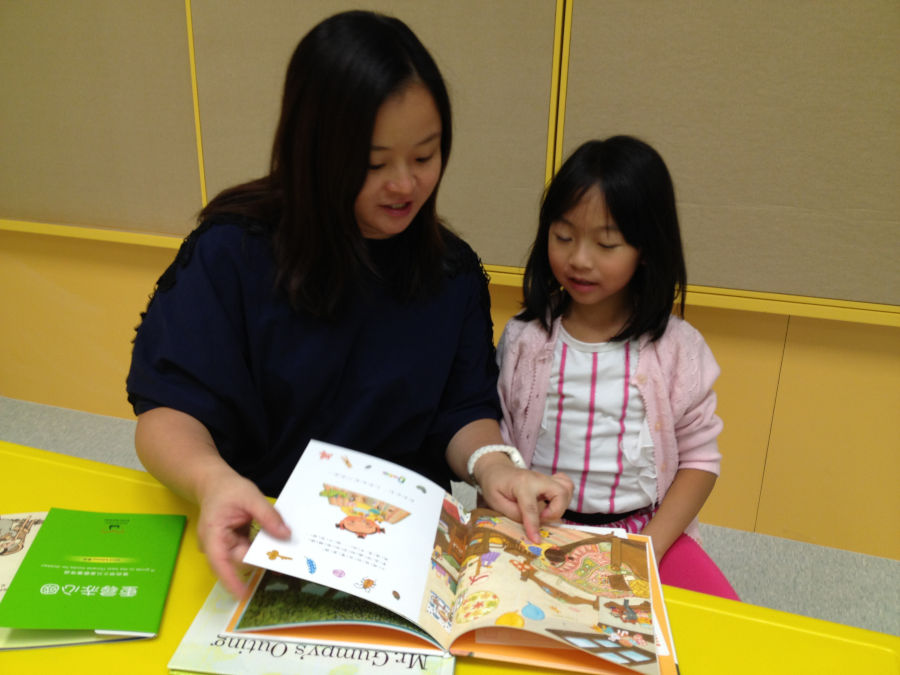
[431,512,659,673]
[320,484,411,539]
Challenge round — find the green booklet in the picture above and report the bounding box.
[0,507,186,647]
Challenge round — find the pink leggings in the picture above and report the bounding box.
[658,533,740,601]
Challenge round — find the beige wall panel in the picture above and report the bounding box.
[758,317,900,558]
[0,1,200,233]
[684,306,787,531]
[191,0,555,260]
[0,231,173,419]
[564,1,900,304]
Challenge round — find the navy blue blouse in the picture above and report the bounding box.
[126,221,501,495]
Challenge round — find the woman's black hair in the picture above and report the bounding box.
[519,135,686,341]
[198,10,453,318]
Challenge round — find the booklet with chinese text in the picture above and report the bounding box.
[0,508,185,649]
[240,440,678,675]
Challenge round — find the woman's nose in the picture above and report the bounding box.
[386,165,414,194]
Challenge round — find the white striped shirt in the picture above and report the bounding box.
[532,326,657,515]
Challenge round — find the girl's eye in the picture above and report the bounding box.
[597,242,619,250]
[368,163,385,171]
[553,233,572,243]
[415,154,435,164]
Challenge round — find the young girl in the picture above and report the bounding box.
[496,136,739,599]
[127,10,570,597]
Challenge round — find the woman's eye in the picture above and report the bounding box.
[368,163,385,171]
[553,233,572,243]
[415,154,435,164]
[597,242,619,250]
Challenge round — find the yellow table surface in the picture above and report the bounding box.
[1,440,897,674]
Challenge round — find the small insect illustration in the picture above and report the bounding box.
[266,550,293,561]
[319,450,332,460]
[306,557,317,574]
[333,569,345,578]
[416,485,427,493]
[342,455,353,468]
[392,590,401,600]
[355,577,376,592]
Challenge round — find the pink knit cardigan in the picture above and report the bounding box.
[496,315,723,541]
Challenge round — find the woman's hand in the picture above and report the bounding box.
[194,467,291,597]
[135,407,290,597]
[446,419,574,543]
[472,452,574,543]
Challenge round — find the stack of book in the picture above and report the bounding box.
[0,507,185,650]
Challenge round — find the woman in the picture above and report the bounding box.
[127,10,571,596]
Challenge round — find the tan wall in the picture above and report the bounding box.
[562,0,900,304]
[2,1,897,302]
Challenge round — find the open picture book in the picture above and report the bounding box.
[237,440,678,675]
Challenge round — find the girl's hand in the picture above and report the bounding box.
[195,468,291,597]
[474,452,574,543]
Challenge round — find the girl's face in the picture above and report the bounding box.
[548,185,640,319]
[354,83,443,239]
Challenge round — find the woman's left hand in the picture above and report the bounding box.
[446,419,573,543]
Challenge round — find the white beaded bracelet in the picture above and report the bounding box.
[466,444,526,487]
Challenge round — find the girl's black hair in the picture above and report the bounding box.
[520,135,686,341]
[197,10,453,318]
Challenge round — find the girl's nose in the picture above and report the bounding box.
[569,242,591,269]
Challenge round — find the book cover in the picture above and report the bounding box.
[242,440,678,674]
[0,507,186,645]
[168,571,455,675]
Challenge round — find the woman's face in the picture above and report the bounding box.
[354,82,443,239]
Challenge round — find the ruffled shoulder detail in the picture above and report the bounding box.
[146,216,269,308]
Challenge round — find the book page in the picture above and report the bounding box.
[0,512,46,602]
[229,568,443,653]
[414,494,470,646]
[245,441,446,626]
[438,511,662,675]
[169,570,455,675]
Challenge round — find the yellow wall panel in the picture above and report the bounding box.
[3,234,899,558]
[0,231,172,418]
[685,306,787,531]
[758,317,900,559]
[489,283,524,345]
